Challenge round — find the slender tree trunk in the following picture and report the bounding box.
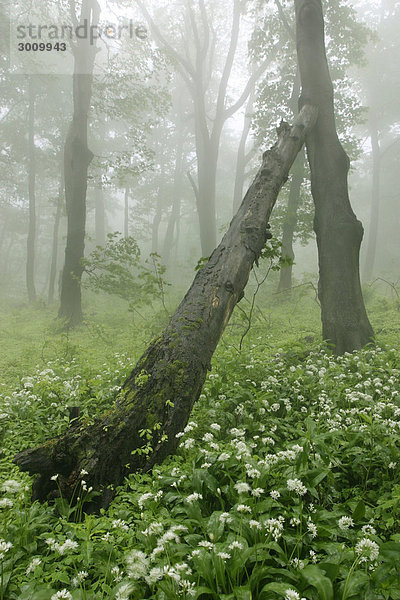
[152,188,163,254]
[233,87,255,213]
[27,79,37,304]
[277,68,303,292]
[277,149,305,292]
[48,167,64,305]
[124,186,129,239]
[196,135,219,256]
[58,0,100,326]
[363,113,381,282]
[295,0,373,353]
[95,185,106,247]
[14,105,317,510]
[163,125,185,262]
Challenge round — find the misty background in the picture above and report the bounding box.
[1,0,399,306]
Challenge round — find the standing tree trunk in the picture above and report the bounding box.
[58,0,100,326]
[163,124,185,262]
[48,166,64,305]
[277,149,305,292]
[124,186,130,239]
[277,67,304,293]
[14,105,317,510]
[363,112,381,282]
[232,86,255,213]
[295,0,373,353]
[95,185,106,247]
[27,79,37,304]
[152,188,163,254]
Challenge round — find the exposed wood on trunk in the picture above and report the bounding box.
[14,105,317,510]
[295,0,374,354]
[58,0,100,326]
[27,79,37,304]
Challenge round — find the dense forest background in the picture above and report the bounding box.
[2,1,400,599]
[0,0,399,306]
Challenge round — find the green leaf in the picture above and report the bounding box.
[195,586,217,599]
[301,565,333,600]
[352,499,366,521]
[380,541,400,563]
[260,582,299,598]
[234,587,251,600]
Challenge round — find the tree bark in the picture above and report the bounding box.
[48,166,64,305]
[26,79,37,304]
[295,0,374,353]
[58,0,100,326]
[14,105,317,510]
[277,149,305,292]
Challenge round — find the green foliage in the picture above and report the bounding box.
[1,296,400,598]
[82,233,169,315]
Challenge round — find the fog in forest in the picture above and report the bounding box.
[1,0,399,310]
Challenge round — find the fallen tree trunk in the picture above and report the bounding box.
[295,0,374,353]
[14,104,317,510]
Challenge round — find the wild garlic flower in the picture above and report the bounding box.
[338,516,354,530]
[26,557,41,575]
[264,516,284,541]
[228,541,244,550]
[287,478,307,496]
[355,538,379,563]
[186,492,203,503]
[234,482,250,494]
[361,524,376,537]
[236,504,251,513]
[50,591,72,600]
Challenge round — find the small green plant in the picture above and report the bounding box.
[82,233,169,316]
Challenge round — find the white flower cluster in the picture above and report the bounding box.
[287,478,307,496]
[45,538,78,555]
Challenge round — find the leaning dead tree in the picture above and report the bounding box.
[295,0,374,353]
[14,105,317,509]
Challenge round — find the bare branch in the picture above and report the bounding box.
[135,0,195,82]
[214,0,241,125]
[274,0,295,41]
[225,58,269,119]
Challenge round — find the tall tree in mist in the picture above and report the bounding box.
[58,0,100,326]
[295,0,374,352]
[26,78,37,303]
[136,0,268,256]
[252,0,370,292]
[362,0,400,281]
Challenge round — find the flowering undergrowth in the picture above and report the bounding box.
[1,337,400,599]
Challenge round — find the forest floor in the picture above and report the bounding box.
[1,284,400,599]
